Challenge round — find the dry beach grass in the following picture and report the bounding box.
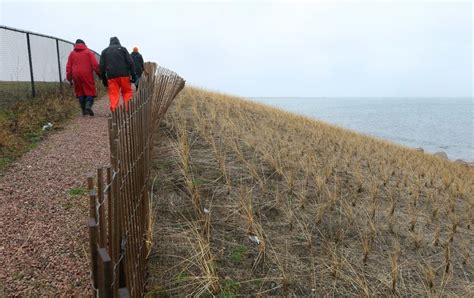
[146,87,473,296]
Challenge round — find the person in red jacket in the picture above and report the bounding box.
[66,39,100,116]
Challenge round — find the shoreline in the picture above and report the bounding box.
[248,97,473,163]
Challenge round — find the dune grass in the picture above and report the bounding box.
[146,87,473,296]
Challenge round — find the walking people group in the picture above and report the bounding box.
[66,37,145,115]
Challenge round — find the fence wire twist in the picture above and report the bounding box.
[87,63,185,297]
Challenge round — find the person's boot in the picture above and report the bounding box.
[85,99,94,116]
[79,97,87,116]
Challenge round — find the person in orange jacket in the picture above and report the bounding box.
[99,37,137,112]
[130,47,144,90]
[66,39,100,116]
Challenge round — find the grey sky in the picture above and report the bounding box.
[1,0,472,97]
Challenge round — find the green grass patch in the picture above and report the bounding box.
[63,186,87,210]
[192,178,208,186]
[296,235,306,242]
[174,271,190,283]
[220,279,240,298]
[67,187,88,197]
[230,245,248,263]
[0,157,13,172]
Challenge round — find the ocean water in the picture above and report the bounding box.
[250,97,474,162]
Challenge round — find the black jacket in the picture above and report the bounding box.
[131,52,144,76]
[100,37,136,80]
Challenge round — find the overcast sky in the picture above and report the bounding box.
[1,0,472,97]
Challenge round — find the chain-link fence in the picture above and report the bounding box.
[0,25,100,107]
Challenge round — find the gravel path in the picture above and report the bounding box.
[0,97,110,295]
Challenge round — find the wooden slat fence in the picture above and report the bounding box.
[87,64,185,297]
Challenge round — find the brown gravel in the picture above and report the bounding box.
[0,97,111,295]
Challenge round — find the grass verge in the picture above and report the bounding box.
[146,87,473,296]
[0,93,79,173]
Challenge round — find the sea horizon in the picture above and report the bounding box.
[250,97,474,162]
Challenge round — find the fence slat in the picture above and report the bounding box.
[97,168,106,247]
[88,176,97,221]
[87,66,185,297]
[106,167,113,255]
[98,248,113,298]
[88,218,99,292]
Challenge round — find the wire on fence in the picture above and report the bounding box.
[87,63,185,297]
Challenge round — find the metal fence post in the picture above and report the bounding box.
[26,33,35,97]
[56,38,63,91]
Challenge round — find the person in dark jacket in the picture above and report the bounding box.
[130,47,144,90]
[99,37,137,111]
[66,39,100,116]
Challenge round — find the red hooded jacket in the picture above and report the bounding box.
[66,43,100,97]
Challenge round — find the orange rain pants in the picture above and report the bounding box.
[108,77,133,111]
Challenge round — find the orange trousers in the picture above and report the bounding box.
[108,77,133,111]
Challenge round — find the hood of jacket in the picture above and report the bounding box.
[74,43,88,51]
[109,37,121,46]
